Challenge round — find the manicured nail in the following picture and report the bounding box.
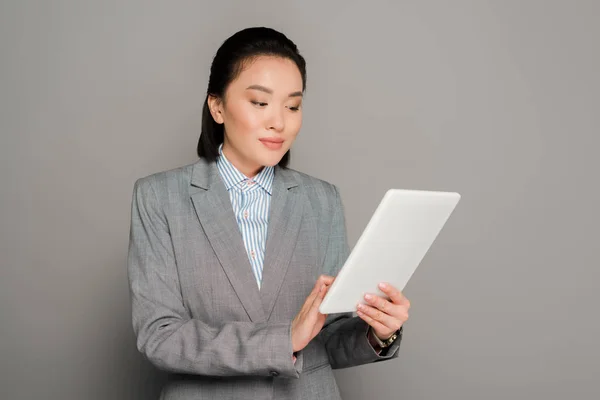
[364,294,372,301]
[379,283,388,290]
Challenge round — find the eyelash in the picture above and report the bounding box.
[251,101,301,112]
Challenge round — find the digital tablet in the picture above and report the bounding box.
[319,189,461,314]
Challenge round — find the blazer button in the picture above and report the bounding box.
[270,371,279,377]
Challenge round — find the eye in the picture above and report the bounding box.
[287,105,301,112]
[251,100,268,107]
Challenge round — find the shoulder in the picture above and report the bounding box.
[282,167,343,209]
[132,162,197,200]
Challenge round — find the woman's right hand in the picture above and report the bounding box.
[291,275,335,353]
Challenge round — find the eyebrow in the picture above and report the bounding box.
[246,85,303,97]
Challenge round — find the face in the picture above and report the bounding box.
[208,56,303,177]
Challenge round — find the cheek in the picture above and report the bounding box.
[226,103,263,135]
[287,113,302,137]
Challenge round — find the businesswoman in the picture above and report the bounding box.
[127,27,410,399]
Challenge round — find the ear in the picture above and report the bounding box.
[207,95,224,124]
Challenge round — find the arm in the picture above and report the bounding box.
[317,185,402,369]
[127,178,300,378]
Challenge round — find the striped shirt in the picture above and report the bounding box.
[216,145,274,289]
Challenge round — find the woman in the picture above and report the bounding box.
[127,27,410,400]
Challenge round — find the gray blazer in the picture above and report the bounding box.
[127,158,401,399]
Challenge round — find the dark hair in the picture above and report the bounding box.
[197,27,307,167]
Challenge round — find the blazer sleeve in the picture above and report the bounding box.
[317,185,402,369]
[127,178,300,378]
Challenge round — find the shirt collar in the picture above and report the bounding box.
[216,144,274,195]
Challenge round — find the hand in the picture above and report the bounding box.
[291,275,334,352]
[356,282,410,340]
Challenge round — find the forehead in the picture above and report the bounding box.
[229,56,303,92]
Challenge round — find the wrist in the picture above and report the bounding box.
[369,326,400,348]
[367,329,382,353]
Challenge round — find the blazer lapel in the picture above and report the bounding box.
[189,159,265,322]
[260,166,303,320]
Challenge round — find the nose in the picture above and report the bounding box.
[267,107,285,132]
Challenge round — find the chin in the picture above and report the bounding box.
[254,145,285,165]
[261,157,282,167]
[259,152,286,167]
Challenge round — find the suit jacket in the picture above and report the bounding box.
[127,157,401,399]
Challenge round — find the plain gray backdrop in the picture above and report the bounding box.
[1,1,598,399]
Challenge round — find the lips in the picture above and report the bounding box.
[259,138,284,144]
[259,138,284,150]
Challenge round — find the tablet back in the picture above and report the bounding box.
[319,189,461,314]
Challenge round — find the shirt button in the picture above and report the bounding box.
[243,210,249,219]
[270,371,279,377]
[250,250,256,259]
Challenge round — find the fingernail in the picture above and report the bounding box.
[364,294,372,300]
[379,283,388,289]
[357,303,364,310]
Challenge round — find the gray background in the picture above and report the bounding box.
[1,0,598,399]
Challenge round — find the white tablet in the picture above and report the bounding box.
[319,189,461,314]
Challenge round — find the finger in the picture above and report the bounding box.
[356,308,389,333]
[306,277,327,304]
[310,284,328,314]
[356,304,402,332]
[307,276,333,300]
[303,276,335,315]
[318,275,335,286]
[364,293,399,316]
[378,283,410,307]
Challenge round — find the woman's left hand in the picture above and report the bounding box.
[356,282,411,340]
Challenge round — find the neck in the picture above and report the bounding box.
[221,142,262,178]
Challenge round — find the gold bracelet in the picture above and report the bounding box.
[370,327,399,348]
